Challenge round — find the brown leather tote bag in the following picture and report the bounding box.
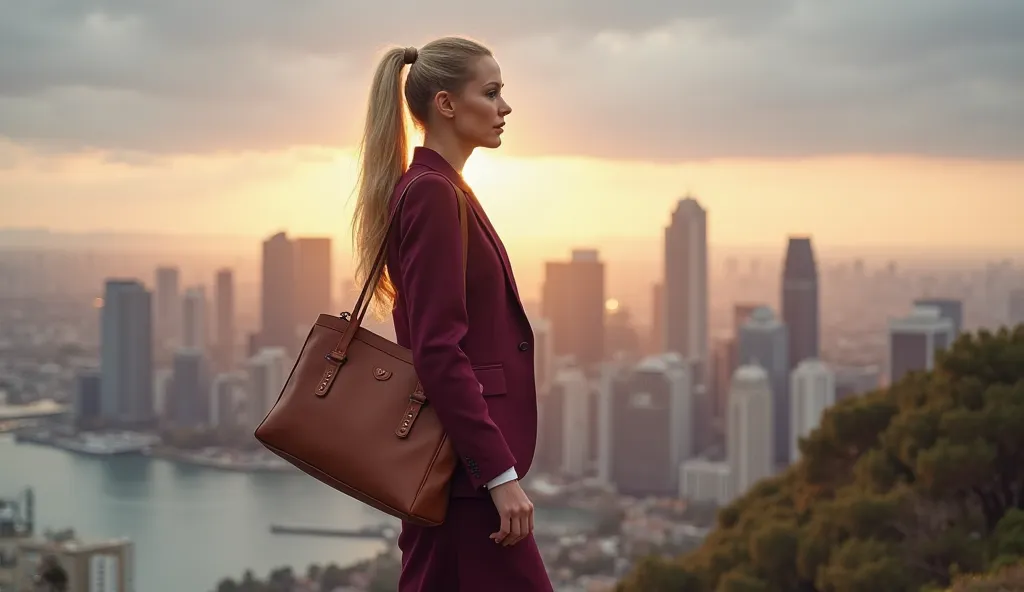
[254,171,468,526]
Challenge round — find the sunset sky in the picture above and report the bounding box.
[2,0,1023,255]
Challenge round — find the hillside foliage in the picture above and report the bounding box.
[617,325,1024,592]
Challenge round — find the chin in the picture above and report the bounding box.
[481,136,502,149]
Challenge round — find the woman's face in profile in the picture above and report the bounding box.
[454,55,512,150]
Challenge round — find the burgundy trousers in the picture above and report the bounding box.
[397,497,554,591]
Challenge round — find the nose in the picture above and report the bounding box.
[499,97,512,117]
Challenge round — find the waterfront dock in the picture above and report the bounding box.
[269,524,397,540]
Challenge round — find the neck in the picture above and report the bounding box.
[423,132,473,173]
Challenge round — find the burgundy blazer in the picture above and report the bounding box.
[386,147,538,499]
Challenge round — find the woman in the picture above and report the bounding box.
[350,37,553,591]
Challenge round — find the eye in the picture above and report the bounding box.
[486,89,499,99]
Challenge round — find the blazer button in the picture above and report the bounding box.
[518,341,530,352]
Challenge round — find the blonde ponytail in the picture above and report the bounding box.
[351,37,492,318]
[351,47,408,318]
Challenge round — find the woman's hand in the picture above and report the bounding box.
[488,480,534,546]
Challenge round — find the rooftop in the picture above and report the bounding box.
[889,305,956,333]
[793,358,833,375]
[635,352,686,374]
[733,364,769,384]
[783,236,818,280]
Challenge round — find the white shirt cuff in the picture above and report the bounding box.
[485,467,518,489]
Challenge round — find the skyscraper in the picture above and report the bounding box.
[541,249,606,369]
[663,198,708,363]
[181,286,207,352]
[888,304,955,385]
[608,353,692,496]
[781,237,819,369]
[790,359,836,461]
[1011,289,1024,326]
[73,370,102,429]
[727,364,774,497]
[153,266,180,354]
[167,347,210,427]
[914,298,963,338]
[737,306,790,465]
[650,282,664,354]
[247,346,290,428]
[294,237,333,324]
[553,366,591,478]
[710,338,734,421]
[529,316,555,394]
[100,279,154,424]
[733,303,762,336]
[260,232,296,353]
[214,268,235,371]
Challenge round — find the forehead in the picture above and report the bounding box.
[468,55,502,85]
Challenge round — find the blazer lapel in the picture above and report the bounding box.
[465,191,526,314]
[408,149,529,324]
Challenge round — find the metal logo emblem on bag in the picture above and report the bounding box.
[374,367,392,381]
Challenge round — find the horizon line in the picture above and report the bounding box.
[1,227,1023,257]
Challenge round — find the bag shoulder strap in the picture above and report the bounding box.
[333,171,469,360]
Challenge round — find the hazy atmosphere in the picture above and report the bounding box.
[2,2,1024,592]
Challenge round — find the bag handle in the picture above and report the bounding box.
[325,172,469,371]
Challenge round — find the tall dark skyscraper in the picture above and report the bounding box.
[100,279,154,424]
[663,198,708,362]
[781,237,819,370]
[168,347,210,427]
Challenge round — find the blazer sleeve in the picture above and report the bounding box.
[396,174,517,490]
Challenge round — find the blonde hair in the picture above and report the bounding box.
[351,36,492,318]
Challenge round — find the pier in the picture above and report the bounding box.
[269,524,397,540]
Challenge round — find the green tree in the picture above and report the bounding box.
[615,555,699,591]
[238,569,262,592]
[265,566,295,592]
[949,561,1024,591]
[747,520,800,589]
[214,579,240,592]
[716,570,769,592]
[619,325,1024,592]
[320,563,348,590]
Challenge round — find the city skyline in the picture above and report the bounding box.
[4,193,1024,591]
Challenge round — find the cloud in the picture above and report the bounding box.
[0,0,1020,160]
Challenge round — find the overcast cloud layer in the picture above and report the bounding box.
[0,0,1022,160]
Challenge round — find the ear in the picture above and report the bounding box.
[433,90,456,120]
